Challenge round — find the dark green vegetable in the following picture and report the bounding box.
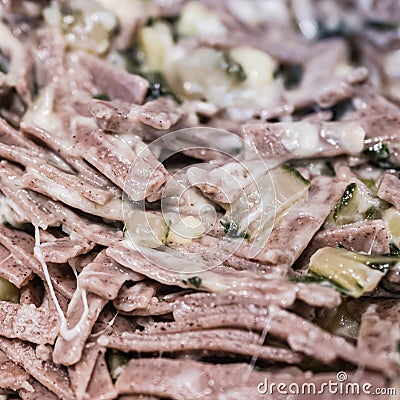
[367,261,395,272]
[121,44,180,102]
[292,104,324,120]
[221,53,247,82]
[363,142,390,161]
[221,220,235,234]
[364,257,396,272]
[362,143,397,169]
[1,213,11,226]
[106,350,130,380]
[317,21,348,40]
[328,98,355,121]
[351,251,399,270]
[60,3,75,17]
[0,54,9,74]
[292,272,350,295]
[32,79,40,97]
[93,93,110,101]
[274,63,303,90]
[187,276,202,288]
[361,178,377,195]
[333,183,357,222]
[365,20,398,31]
[387,243,400,256]
[164,16,180,42]
[308,246,399,297]
[305,246,400,298]
[282,164,311,185]
[220,220,248,239]
[162,219,172,245]
[364,206,380,220]
[146,16,155,26]
[120,45,145,73]
[142,71,181,103]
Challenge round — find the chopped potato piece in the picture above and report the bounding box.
[178,1,227,37]
[168,216,206,244]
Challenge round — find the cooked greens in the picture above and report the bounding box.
[309,247,397,298]
[221,52,247,82]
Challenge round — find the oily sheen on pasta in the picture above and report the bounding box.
[0,1,399,399]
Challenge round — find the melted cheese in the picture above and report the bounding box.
[34,226,89,341]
